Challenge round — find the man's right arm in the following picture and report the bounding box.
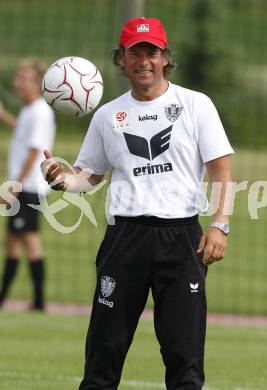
[0,101,16,128]
[41,150,104,192]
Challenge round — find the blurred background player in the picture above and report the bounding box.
[0,59,56,310]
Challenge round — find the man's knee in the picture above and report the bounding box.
[22,233,43,260]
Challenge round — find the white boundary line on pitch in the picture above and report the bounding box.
[0,372,209,389]
[120,381,215,389]
[0,371,257,390]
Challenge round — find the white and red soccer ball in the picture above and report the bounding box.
[42,56,103,117]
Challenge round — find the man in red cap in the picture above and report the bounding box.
[43,17,233,390]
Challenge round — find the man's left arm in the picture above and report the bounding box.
[0,148,39,207]
[16,148,40,184]
[197,154,232,266]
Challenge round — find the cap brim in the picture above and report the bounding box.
[123,37,166,49]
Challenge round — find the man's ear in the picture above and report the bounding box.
[162,56,168,67]
[117,56,125,67]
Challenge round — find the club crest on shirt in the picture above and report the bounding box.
[164,104,183,122]
[113,111,130,129]
[101,276,116,298]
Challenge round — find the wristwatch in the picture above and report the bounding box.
[210,222,230,236]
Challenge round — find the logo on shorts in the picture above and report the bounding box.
[13,217,25,230]
[101,276,116,297]
[113,111,129,129]
[98,276,116,309]
[164,104,183,122]
[190,282,199,293]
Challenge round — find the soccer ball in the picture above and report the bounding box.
[42,56,103,117]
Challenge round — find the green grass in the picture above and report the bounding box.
[0,312,266,390]
[1,130,267,314]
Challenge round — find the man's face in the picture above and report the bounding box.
[13,68,40,101]
[119,42,168,91]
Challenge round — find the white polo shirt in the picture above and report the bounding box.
[8,97,56,195]
[75,82,234,218]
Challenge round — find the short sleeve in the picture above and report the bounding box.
[74,114,110,175]
[196,94,234,163]
[28,106,55,150]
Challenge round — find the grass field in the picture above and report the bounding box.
[0,311,266,390]
[0,130,267,314]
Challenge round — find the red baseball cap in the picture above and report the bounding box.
[119,17,167,49]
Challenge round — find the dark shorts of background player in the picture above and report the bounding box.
[79,214,208,390]
[7,191,42,234]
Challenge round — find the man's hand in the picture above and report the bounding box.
[0,186,20,210]
[41,150,65,191]
[197,227,228,266]
[42,150,104,193]
[0,195,11,210]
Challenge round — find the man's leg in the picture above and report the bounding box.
[151,220,207,390]
[79,218,151,390]
[23,232,45,310]
[0,232,22,305]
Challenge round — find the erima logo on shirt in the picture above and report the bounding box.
[123,125,172,161]
[123,126,173,176]
[133,162,172,177]
[138,114,157,122]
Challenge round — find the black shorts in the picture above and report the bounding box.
[80,214,207,390]
[7,191,41,234]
